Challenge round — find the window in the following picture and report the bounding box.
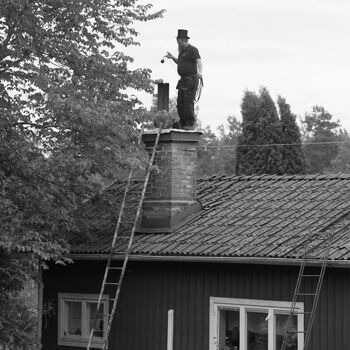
[210,297,304,350]
[58,293,108,348]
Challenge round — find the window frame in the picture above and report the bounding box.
[209,297,304,350]
[58,293,108,348]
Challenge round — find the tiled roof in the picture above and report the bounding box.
[71,174,350,262]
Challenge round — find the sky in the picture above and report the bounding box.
[126,0,350,132]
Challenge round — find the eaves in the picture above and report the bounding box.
[68,253,350,268]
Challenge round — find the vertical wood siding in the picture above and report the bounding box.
[42,260,350,350]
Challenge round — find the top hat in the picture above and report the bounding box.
[177,29,190,39]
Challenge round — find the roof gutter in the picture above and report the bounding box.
[68,253,350,268]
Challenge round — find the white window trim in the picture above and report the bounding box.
[209,297,304,350]
[58,293,108,348]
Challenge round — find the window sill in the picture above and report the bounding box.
[58,338,104,348]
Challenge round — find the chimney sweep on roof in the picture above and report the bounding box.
[164,29,203,130]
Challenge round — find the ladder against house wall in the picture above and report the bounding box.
[86,83,169,350]
[280,226,336,350]
[86,124,162,350]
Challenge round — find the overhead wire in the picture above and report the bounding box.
[198,140,350,150]
[32,56,350,153]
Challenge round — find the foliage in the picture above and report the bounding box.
[235,90,260,175]
[301,106,342,174]
[0,251,39,348]
[329,131,350,173]
[277,96,307,174]
[149,92,179,128]
[197,116,241,177]
[215,116,241,175]
[0,0,163,347]
[236,88,308,175]
[197,125,221,176]
[236,87,284,175]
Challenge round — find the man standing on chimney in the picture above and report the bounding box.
[165,29,203,130]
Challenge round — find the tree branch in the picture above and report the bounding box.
[12,122,55,129]
[0,28,14,61]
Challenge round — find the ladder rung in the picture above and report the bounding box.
[91,328,105,333]
[126,189,141,194]
[291,311,311,315]
[108,267,123,270]
[297,293,316,296]
[105,282,119,285]
[97,313,112,318]
[287,330,306,333]
[121,220,135,225]
[122,204,136,208]
[301,274,321,277]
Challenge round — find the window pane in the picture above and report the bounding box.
[87,302,104,338]
[247,311,268,350]
[218,309,240,350]
[275,314,298,350]
[67,301,82,336]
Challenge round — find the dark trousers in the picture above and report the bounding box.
[175,75,199,128]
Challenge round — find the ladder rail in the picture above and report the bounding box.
[97,167,136,308]
[303,230,332,349]
[280,263,305,349]
[102,124,163,349]
[280,225,340,350]
[280,232,312,350]
[87,125,162,350]
[87,168,136,348]
[87,127,144,350]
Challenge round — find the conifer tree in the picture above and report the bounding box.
[236,87,283,175]
[235,90,261,175]
[277,96,307,174]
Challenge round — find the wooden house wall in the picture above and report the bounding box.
[42,260,350,350]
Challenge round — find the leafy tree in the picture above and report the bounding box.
[301,106,342,174]
[150,92,179,128]
[236,87,284,175]
[0,0,163,347]
[197,116,241,177]
[277,96,307,174]
[329,131,350,173]
[0,251,39,348]
[215,116,241,175]
[226,115,242,144]
[197,125,221,177]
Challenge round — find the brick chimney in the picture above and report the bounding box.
[140,129,202,232]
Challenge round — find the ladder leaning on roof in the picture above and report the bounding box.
[280,225,337,350]
[86,124,163,350]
